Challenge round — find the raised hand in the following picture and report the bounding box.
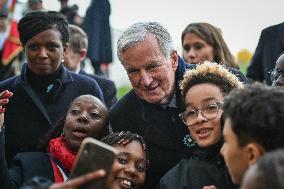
[0,90,13,128]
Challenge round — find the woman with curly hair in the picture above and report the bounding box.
[158,62,243,189]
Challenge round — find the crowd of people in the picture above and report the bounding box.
[0,1,283,189]
[0,0,113,80]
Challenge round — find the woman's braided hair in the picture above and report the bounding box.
[18,11,69,45]
[101,131,150,169]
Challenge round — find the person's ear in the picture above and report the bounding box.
[78,48,87,62]
[246,143,265,166]
[170,50,178,71]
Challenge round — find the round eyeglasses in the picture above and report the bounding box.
[179,102,223,126]
[268,69,284,83]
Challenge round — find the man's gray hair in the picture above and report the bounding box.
[117,22,174,63]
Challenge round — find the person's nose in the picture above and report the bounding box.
[188,48,196,61]
[78,112,89,123]
[140,70,153,87]
[195,110,207,123]
[38,47,48,58]
[124,163,138,179]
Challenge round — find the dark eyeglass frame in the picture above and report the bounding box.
[179,102,223,127]
[268,69,284,83]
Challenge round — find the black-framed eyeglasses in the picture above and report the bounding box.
[268,69,284,83]
[179,102,223,126]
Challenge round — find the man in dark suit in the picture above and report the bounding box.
[246,22,284,85]
[109,22,195,189]
[63,24,117,109]
[109,22,248,189]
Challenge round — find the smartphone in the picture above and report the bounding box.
[70,137,117,189]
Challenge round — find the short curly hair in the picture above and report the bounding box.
[243,149,284,189]
[223,83,284,150]
[180,61,244,98]
[117,21,174,63]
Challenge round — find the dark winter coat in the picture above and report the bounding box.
[109,57,247,189]
[246,22,284,85]
[79,69,117,109]
[0,130,54,189]
[157,142,238,189]
[0,63,103,166]
[83,0,112,64]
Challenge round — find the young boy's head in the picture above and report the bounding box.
[241,149,284,189]
[63,24,88,72]
[220,83,284,184]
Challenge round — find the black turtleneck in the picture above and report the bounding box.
[158,139,238,189]
[25,64,64,124]
[192,140,224,165]
[26,64,63,91]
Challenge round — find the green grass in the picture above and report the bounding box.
[239,62,249,75]
[117,85,132,99]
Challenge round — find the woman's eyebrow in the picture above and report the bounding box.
[185,97,218,107]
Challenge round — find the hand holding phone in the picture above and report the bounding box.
[70,137,117,189]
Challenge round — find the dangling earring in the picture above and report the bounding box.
[61,58,64,63]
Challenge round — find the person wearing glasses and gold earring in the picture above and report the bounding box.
[269,52,284,86]
[158,61,244,189]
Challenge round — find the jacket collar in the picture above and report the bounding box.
[20,63,74,85]
[19,63,74,126]
[175,56,196,110]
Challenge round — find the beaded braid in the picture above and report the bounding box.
[18,11,69,46]
[101,131,150,169]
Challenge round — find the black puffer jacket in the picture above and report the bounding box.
[157,142,238,189]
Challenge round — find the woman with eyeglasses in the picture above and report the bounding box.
[157,62,244,189]
[269,52,284,86]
